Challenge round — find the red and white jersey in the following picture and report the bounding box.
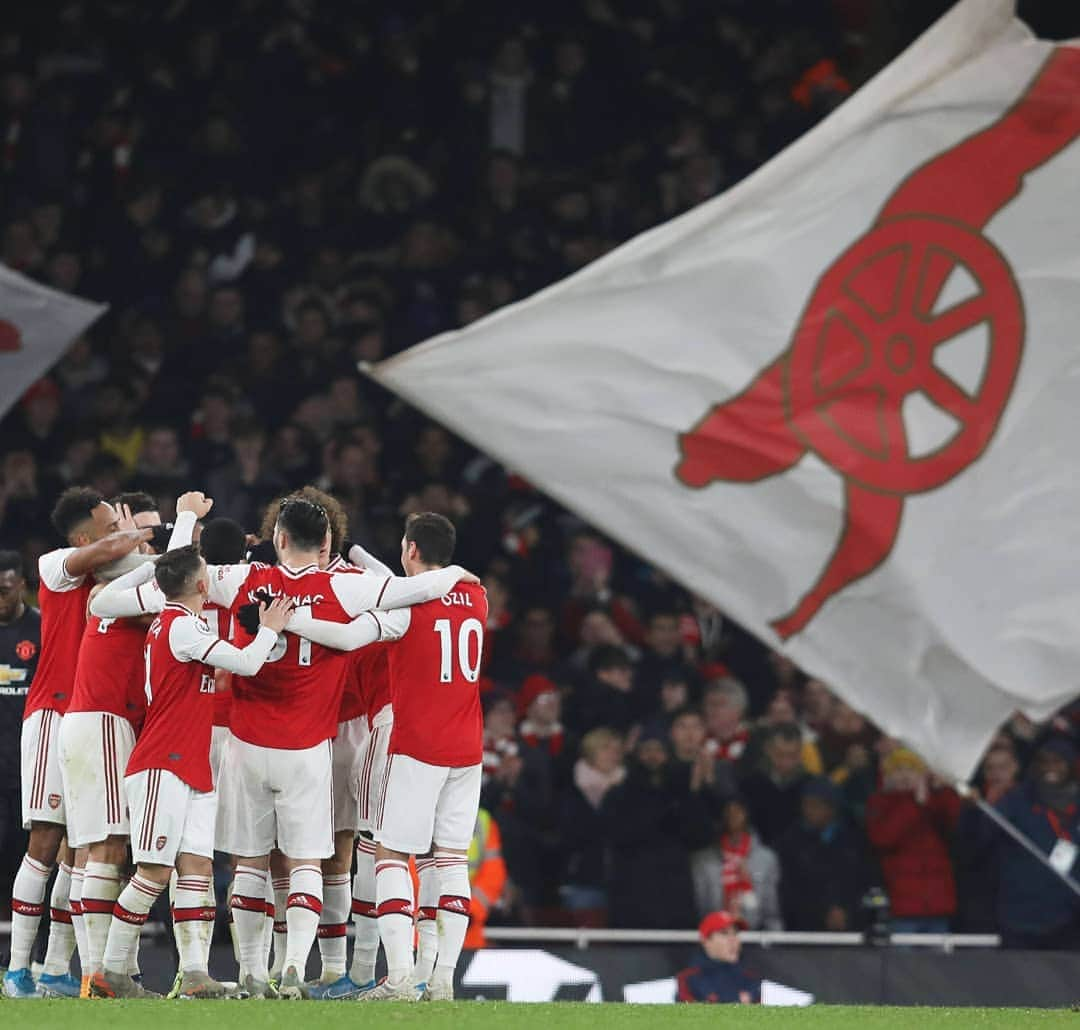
[385,581,488,767]
[208,562,354,750]
[25,548,93,719]
[68,615,149,730]
[128,604,226,793]
[356,644,392,729]
[327,555,367,723]
[204,601,234,728]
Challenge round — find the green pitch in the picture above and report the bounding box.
[4,1002,1079,1028]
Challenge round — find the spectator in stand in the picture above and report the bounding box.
[482,691,520,785]
[559,532,641,646]
[802,678,836,736]
[692,796,782,930]
[205,418,285,530]
[740,723,810,847]
[668,707,737,811]
[605,729,713,929]
[676,911,760,1004]
[636,609,698,712]
[567,644,641,735]
[702,676,751,763]
[954,745,1019,933]
[517,674,575,784]
[559,727,626,924]
[866,748,961,933]
[966,735,1080,948]
[491,605,560,682]
[134,424,190,498]
[776,777,869,931]
[818,700,879,776]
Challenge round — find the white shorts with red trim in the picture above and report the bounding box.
[332,716,368,833]
[126,768,216,866]
[375,754,481,855]
[58,711,136,847]
[356,718,391,834]
[215,735,333,860]
[20,708,66,828]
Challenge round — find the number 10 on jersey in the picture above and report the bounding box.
[434,618,483,683]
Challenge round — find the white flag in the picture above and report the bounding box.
[369,0,1080,780]
[0,263,107,419]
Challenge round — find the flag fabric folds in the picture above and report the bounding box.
[0,262,107,420]
[368,0,1080,781]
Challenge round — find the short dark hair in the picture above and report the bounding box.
[0,550,24,577]
[199,518,247,564]
[768,722,802,746]
[51,486,105,540]
[669,705,704,725]
[154,545,203,599]
[276,496,330,552]
[112,491,157,516]
[404,512,456,566]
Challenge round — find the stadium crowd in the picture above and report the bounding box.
[4,0,1080,980]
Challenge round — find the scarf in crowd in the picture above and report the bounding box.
[574,757,626,809]
[720,831,753,903]
[520,719,565,757]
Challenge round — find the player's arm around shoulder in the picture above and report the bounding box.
[89,559,164,618]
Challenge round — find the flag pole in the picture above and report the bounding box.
[957,784,1080,902]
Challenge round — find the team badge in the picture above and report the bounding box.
[155,836,168,851]
[48,794,61,809]
[15,640,36,661]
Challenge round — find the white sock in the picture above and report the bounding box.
[69,866,88,975]
[283,864,323,975]
[10,854,53,971]
[123,879,142,978]
[375,858,414,986]
[433,852,471,986]
[263,877,274,972]
[42,861,76,976]
[103,874,164,974]
[173,874,213,974]
[414,856,439,985]
[82,862,123,975]
[230,865,270,981]
[317,872,350,981]
[200,877,217,968]
[349,837,379,986]
[270,876,289,978]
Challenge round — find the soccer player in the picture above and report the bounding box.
[89,545,294,999]
[93,496,476,999]
[3,488,150,1000]
[59,491,206,986]
[289,513,486,1002]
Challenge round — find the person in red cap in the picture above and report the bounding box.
[675,910,760,1004]
[517,674,576,779]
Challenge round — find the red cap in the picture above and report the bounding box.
[517,674,558,718]
[698,911,736,939]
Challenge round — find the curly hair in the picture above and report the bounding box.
[258,486,348,554]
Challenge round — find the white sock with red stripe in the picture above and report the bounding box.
[42,861,76,976]
[317,872,350,981]
[432,852,471,987]
[122,878,142,978]
[103,874,164,974]
[283,865,323,975]
[69,865,89,975]
[349,837,379,986]
[82,862,123,975]
[9,854,52,971]
[173,874,213,973]
[230,865,269,982]
[414,856,439,985]
[375,858,414,986]
[270,876,289,978]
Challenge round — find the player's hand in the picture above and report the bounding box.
[176,491,214,518]
[259,595,295,634]
[103,527,154,558]
[458,569,482,586]
[115,503,137,532]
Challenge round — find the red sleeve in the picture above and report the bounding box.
[676,967,700,1003]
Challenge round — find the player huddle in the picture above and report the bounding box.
[4,484,487,1002]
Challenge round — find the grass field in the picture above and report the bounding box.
[4,1001,1080,1029]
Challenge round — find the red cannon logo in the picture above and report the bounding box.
[676,49,1080,640]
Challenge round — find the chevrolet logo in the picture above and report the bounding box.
[0,665,27,685]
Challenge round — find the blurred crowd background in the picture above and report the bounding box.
[3,0,1080,948]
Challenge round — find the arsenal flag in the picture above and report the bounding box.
[369,0,1080,780]
[0,263,107,419]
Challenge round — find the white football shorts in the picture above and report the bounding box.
[332,716,368,833]
[20,708,66,828]
[58,710,136,846]
[215,735,333,860]
[375,754,481,855]
[126,768,216,866]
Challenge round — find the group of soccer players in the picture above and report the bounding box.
[4,482,487,1001]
